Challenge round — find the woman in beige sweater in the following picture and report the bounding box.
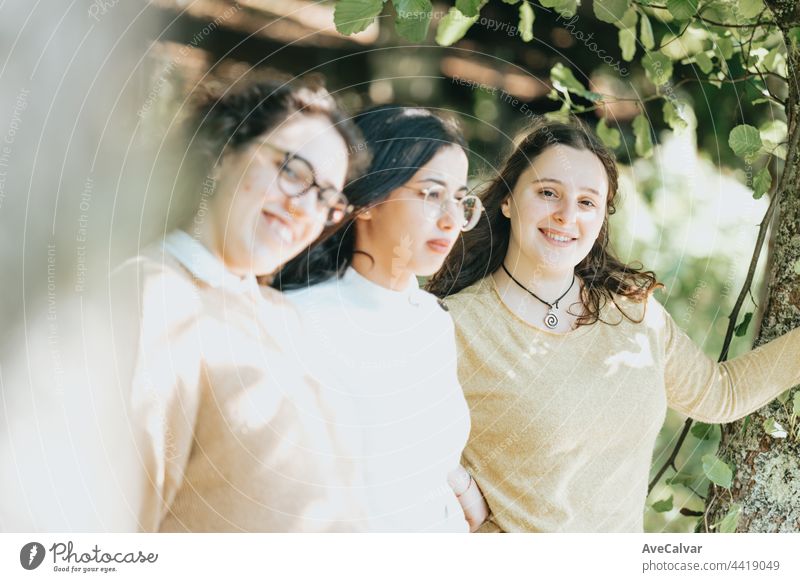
[427,117,800,532]
[111,78,369,531]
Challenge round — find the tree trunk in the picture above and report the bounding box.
[706,2,800,531]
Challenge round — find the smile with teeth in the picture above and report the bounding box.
[540,229,577,244]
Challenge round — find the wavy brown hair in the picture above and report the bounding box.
[426,115,660,326]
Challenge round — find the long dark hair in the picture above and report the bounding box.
[274,105,466,290]
[426,115,659,326]
[168,76,367,231]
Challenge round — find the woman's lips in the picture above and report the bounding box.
[426,239,453,254]
[539,228,577,248]
[262,210,294,244]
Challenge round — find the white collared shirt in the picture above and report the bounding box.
[163,230,259,293]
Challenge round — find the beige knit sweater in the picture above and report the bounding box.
[111,231,365,531]
[444,277,800,532]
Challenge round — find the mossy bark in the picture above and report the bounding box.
[705,5,800,532]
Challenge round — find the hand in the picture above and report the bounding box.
[448,465,490,532]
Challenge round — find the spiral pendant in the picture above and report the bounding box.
[544,309,559,329]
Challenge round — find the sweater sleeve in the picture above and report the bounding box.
[111,256,203,532]
[663,303,800,423]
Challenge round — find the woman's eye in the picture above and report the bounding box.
[283,165,299,180]
[425,188,444,200]
[580,199,596,208]
[540,189,556,198]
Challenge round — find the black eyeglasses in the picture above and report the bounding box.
[255,142,353,226]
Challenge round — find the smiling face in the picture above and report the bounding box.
[200,114,349,277]
[354,145,469,286]
[502,144,609,276]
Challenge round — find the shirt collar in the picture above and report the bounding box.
[343,266,422,307]
[164,230,259,293]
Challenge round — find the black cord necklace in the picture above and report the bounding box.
[501,264,576,329]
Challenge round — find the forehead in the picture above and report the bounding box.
[522,145,608,195]
[409,145,469,185]
[258,114,348,185]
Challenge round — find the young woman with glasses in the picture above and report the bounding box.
[275,105,489,532]
[426,116,800,532]
[110,78,369,531]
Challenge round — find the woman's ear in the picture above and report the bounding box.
[355,208,373,221]
[501,197,511,218]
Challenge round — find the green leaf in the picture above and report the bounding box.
[794,259,800,275]
[764,417,788,438]
[716,37,734,60]
[752,167,771,199]
[642,52,673,86]
[593,0,631,25]
[435,7,478,46]
[666,473,698,487]
[639,12,655,50]
[729,124,763,158]
[334,0,384,35]
[792,391,800,416]
[455,0,486,17]
[596,119,621,149]
[734,312,753,337]
[666,0,698,20]
[663,99,688,130]
[702,454,733,489]
[633,113,654,158]
[550,62,602,101]
[394,0,433,42]
[717,504,741,533]
[791,27,800,50]
[619,27,636,61]
[652,495,674,512]
[541,0,578,17]
[738,0,765,20]
[694,52,713,74]
[519,1,534,42]
[615,7,637,29]
[760,119,787,156]
[690,422,715,440]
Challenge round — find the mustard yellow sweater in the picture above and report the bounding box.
[444,277,800,532]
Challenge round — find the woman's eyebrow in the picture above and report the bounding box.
[530,178,600,196]
[415,177,469,191]
[415,177,448,186]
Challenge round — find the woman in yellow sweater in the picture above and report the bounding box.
[427,117,800,532]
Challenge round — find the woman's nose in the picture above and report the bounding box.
[552,199,576,225]
[437,200,457,231]
[285,189,317,219]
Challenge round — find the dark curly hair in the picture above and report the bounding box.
[426,115,659,327]
[273,105,466,291]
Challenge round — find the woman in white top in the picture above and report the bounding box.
[276,106,489,531]
[110,78,370,531]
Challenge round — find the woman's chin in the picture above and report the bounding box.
[416,256,448,278]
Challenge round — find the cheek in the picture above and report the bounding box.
[380,202,423,240]
[580,212,605,241]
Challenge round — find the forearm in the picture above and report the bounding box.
[448,465,489,532]
[681,326,800,423]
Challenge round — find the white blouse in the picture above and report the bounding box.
[288,267,471,532]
